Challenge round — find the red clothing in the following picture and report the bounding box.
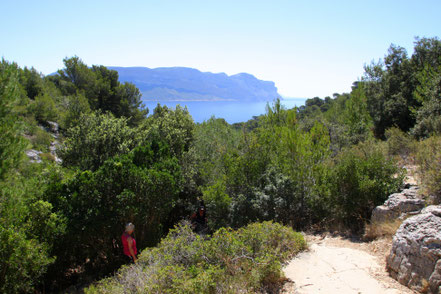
[121,232,137,257]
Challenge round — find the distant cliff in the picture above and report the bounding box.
[108,66,280,101]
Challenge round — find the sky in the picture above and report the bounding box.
[2,0,441,98]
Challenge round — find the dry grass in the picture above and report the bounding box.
[420,278,431,293]
[363,219,404,241]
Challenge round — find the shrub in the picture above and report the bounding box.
[59,111,137,171]
[385,127,414,158]
[0,60,26,180]
[44,141,182,289]
[328,140,404,231]
[85,221,306,294]
[0,165,65,294]
[40,152,56,162]
[416,135,441,203]
[202,179,232,230]
[30,127,53,152]
[27,93,59,123]
[59,93,91,130]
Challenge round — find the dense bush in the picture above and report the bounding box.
[0,164,65,293]
[0,60,26,179]
[328,140,404,231]
[416,135,441,203]
[385,127,414,158]
[85,221,306,294]
[44,141,183,289]
[59,112,138,171]
[27,93,59,123]
[49,56,147,125]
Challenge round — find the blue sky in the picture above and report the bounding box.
[2,0,441,97]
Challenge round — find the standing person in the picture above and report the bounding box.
[191,205,208,234]
[121,223,138,263]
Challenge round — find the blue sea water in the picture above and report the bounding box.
[142,98,307,124]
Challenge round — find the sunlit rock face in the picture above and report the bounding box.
[387,206,441,293]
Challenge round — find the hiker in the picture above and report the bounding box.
[190,204,208,234]
[121,222,138,263]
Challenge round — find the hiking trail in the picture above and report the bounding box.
[283,235,416,294]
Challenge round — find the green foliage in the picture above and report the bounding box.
[190,117,240,185]
[31,126,53,152]
[19,67,44,100]
[27,92,59,122]
[0,226,53,293]
[4,43,433,292]
[416,136,441,203]
[342,83,373,144]
[202,100,400,232]
[142,104,195,158]
[225,100,332,228]
[0,165,65,293]
[411,38,441,138]
[0,60,26,180]
[202,179,231,230]
[49,56,147,124]
[59,93,91,130]
[328,140,404,231]
[363,46,416,138]
[85,221,306,294]
[45,141,182,287]
[59,111,137,171]
[385,127,414,158]
[411,62,441,138]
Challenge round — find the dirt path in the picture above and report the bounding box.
[283,236,416,294]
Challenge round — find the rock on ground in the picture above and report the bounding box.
[25,149,42,163]
[387,205,441,293]
[372,185,425,223]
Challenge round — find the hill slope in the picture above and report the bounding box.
[108,66,280,101]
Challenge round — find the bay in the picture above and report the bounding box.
[142,98,307,124]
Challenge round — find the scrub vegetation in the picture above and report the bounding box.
[1,37,441,293]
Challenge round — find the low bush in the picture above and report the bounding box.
[31,127,53,152]
[328,140,404,232]
[27,93,59,123]
[384,127,415,159]
[85,221,306,294]
[416,135,441,203]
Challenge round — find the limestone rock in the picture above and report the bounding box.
[25,149,42,163]
[371,185,425,223]
[49,141,62,164]
[47,121,59,133]
[387,206,441,293]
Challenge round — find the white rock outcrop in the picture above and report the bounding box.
[25,149,43,163]
[387,205,441,293]
[371,185,425,223]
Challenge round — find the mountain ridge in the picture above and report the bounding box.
[108,66,280,101]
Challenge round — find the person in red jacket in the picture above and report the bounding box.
[121,223,138,263]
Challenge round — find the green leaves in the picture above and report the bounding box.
[0,164,66,293]
[59,112,137,171]
[327,140,403,231]
[0,60,26,180]
[50,56,147,124]
[86,221,306,294]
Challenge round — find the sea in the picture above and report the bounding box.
[142,98,307,124]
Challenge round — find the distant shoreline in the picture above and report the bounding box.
[142,97,307,102]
